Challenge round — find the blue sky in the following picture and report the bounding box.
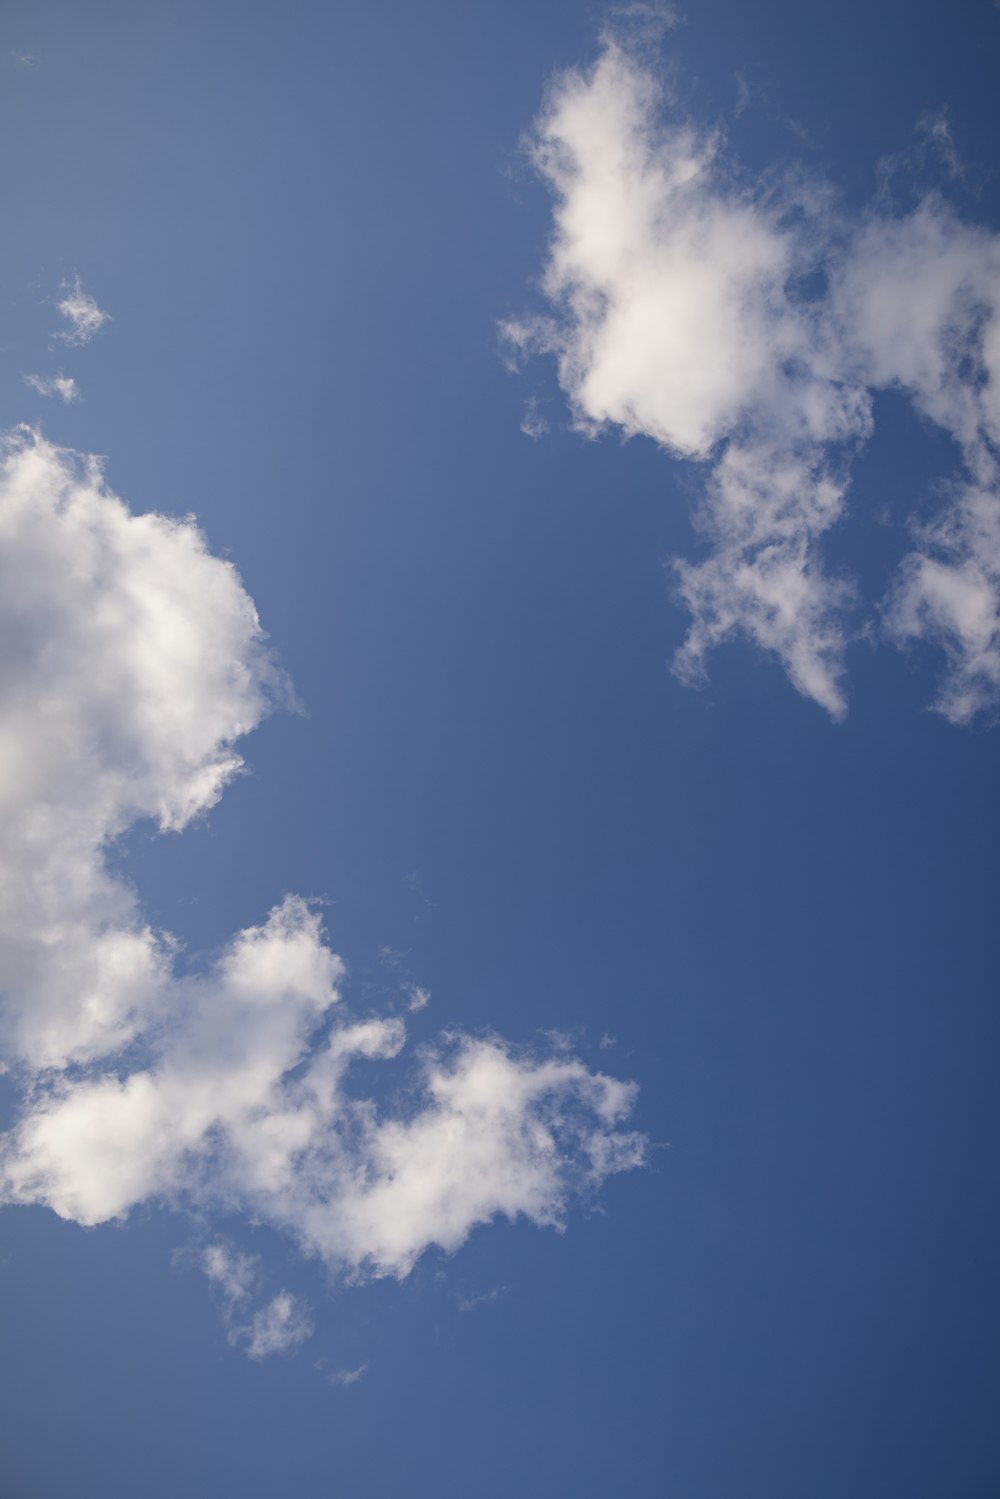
[1,2,1000,1495]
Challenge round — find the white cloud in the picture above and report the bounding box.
[23,375,79,404]
[406,983,430,1012]
[510,39,1000,722]
[201,1242,259,1305]
[886,478,1000,725]
[835,202,1000,458]
[835,201,1000,721]
[324,1362,369,1387]
[458,1286,506,1312]
[199,1243,313,1359]
[915,111,966,184]
[520,397,549,440]
[245,1292,314,1360]
[604,1,679,48]
[278,1035,645,1278]
[55,277,110,345]
[5,1003,643,1278]
[505,41,870,718]
[0,429,645,1294]
[0,430,280,1071]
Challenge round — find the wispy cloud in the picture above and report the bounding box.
[55,277,110,345]
[201,1242,259,1304]
[604,0,679,47]
[458,1286,507,1312]
[23,374,79,404]
[323,1362,369,1387]
[520,397,549,439]
[245,1292,314,1360]
[379,943,432,1011]
[0,431,645,1294]
[834,202,1000,722]
[508,36,1000,722]
[199,1243,313,1360]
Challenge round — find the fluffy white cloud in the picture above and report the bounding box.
[510,39,1000,722]
[55,276,110,345]
[5,986,642,1278]
[505,42,871,718]
[0,430,278,1070]
[275,1035,644,1277]
[23,373,79,403]
[0,430,644,1296]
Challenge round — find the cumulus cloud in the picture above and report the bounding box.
[0,431,279,1070]
[23,373,79,403]
[509,38,1000,722]
[0,430,644,1298]
[55,277,110,345]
